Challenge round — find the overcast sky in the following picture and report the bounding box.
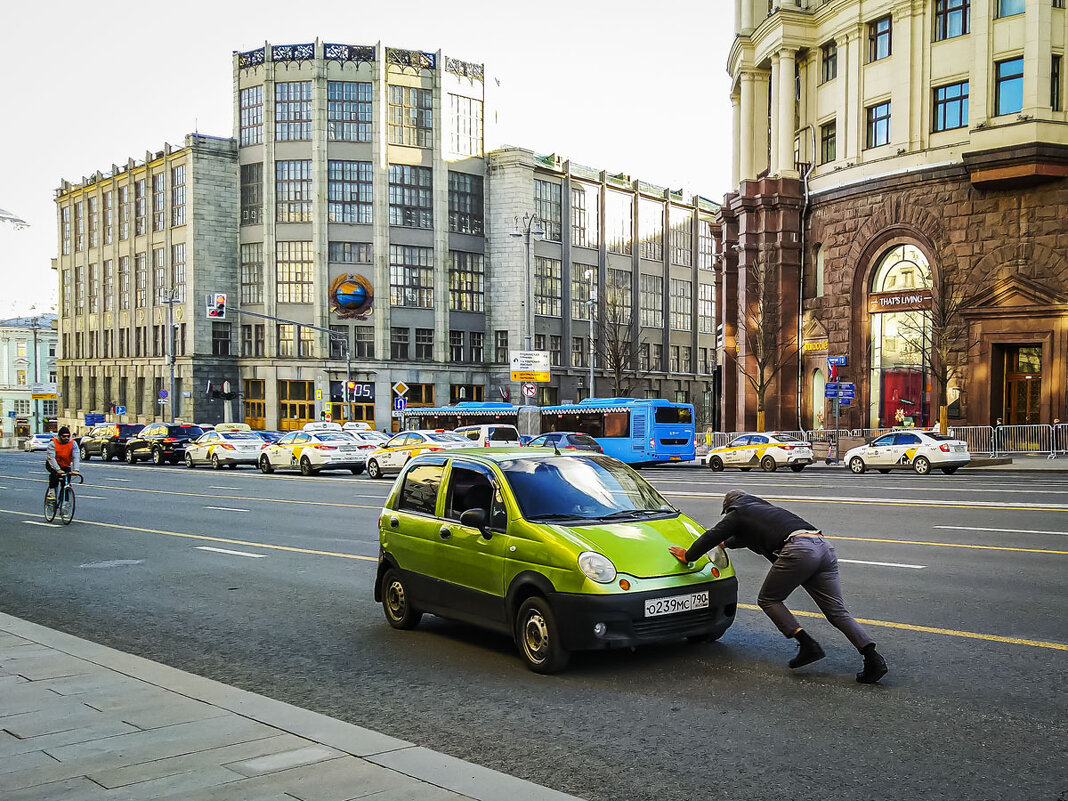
[0,0,734,317]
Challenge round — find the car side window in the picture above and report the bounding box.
[398,464,444,516]
[278,432,298,445]
[750,435,769,445]
[730,436,750,447]
[871,434,895,447]
[445,466,495,522]
[464,430,481,441]
[896,433,921,445]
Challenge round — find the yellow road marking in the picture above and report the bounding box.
[827,535,1068,556]
[665,491,1068,514]
[737,604,1067,651]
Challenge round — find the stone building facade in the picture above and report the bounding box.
[0,315,58,441]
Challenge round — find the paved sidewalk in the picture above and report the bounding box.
[0,613,583,801]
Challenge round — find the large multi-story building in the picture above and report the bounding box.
[0,315,58,442]
[720,0,1068,431]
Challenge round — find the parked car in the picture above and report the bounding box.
[525,432,604,453]
[344,429,391,450]
[258,422,367,475]
[342,421,372,432]
[184,430,265,469]
[452,423,523,447]
[844,430,971,475]
[703,432,814,473]
[23,433,54,452]
[253,430,284,444]
[375,449,738,673]
[79,423,144,462]
[365,430,480,479]
[124,423,205,465]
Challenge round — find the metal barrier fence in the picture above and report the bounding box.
[948,426,995,456]
[1056,424,1068,457]
[993,424,1055,456]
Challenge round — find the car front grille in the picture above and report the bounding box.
[631,604,736,639]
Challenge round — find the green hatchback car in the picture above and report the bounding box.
[375,449,737,673]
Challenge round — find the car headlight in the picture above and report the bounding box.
[578,551,617,584]
[710,545,729,569]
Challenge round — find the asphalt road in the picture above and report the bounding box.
[1,450,1065,801]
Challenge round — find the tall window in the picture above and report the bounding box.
[670,345,680,373]
[415,329,434,360]
[275,82,312,140]
[154,248,166,304]
[534,257,562,317]
[639,199,664,261]
[470,331,484,363]
[670,208,693,266]
[448,251,484,311]
[328,242,373,264]
[934,81,969,131]
[171,165,185,226]
[868,17,892,62]
[821,41,838,83]
[820,121,837,163]
[298,326,315,357]
[571,337,586,368]
[119,256,130,310]
[135,253,146,307]
[448,172,483,234]
[152,173,165,232]
[88,197,98,248]
[119,185,130,240]
[240,163,262,225]
[670,279,692,330]
[1053,55,1063,111]
[276,242,314,304]
[495,330,509,362]
[328,161,373,223]
[276,160,313,222]
[449,94,483,156]
[608,269,633,324]
[388,85,433,147]
[935,0,970,40]
[240,243,263,304]
[355,326,375,358]
[389,245,434,308]
[995,57,1024,115]
[391,327,410,359]
[572,266,596,320]
[212,323,232,356]
[866,101,892,148]
[698,284,715,333]
[997,0,1024,17]
[327,81,372,142]
[698,220,715,271]
[89,263,99,313]
[606,191,633,254]
[170,243,185,302]
[75,201,84,250]
[640,274,664,328]
[104,260,114,312]
[449,330,465,362]
[571,183,600,248]
[277,324,295,357]
[388,164,433,228]
[103,191,113,245]
[239,86,264,146]
[74,265,84,312]
[61,206,71,255]
[62,269,70,316]
[134,179,146,236]
[534,180,562,241]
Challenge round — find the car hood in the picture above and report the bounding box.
[547,513,712,580]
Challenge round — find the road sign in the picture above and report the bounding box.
[84,413,106,425]
[394,397,407,412]
[521,382,537,398]
[839,385,856,398]
[824,382,839,398]
[839,397,852,406]
[392,381,409,396]
[7,410,15,418]
[115,406,127,415]
[159,389,168,399]
[827,356,847,366]
[510,350,551,382]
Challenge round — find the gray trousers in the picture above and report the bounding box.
[757,536,874,651]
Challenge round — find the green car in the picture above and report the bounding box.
[375,449,737,673]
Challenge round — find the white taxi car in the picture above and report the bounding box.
[703,432,814,473]
[258,422,366,476]
[844,430,971,475]
[184,429,265,469]
[365,430,479,479]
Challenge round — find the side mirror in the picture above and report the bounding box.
[459,508,489,534]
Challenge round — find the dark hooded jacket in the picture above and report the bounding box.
[683,491,819,563]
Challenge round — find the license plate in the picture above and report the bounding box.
[670,456,681,461]
[952,445,966,452]
[644,591,709,618]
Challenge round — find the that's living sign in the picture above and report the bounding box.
[867,288,934,314]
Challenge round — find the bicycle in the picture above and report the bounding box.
[44,472,83,525]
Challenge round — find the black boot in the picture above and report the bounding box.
[856,643,888,684]
[788,630,826,669]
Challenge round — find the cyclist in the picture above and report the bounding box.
[45,426,81,501]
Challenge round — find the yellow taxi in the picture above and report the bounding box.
[365,429,480,479]
[258,422,367,476]
[702,432,814,473]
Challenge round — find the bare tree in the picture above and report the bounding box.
[593,274,649,397]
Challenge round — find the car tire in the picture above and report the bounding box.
[381,568,422,630]
[760,455,777,472]
[299,457,317,476]
[259,456,274,474]
[849,456,866,474]
[941,466,959,475]
[789,464,805,473]
[708,456,724,472]
[211,454,222,470]
[515,596,570,674]
[101,445,112,462]
[350,466,364,475]
[80,445,90,461]
[151,448,164,466]
[367,459,382,479]
[913,456,932,475]
[125,448,137,464]
[185,453,195,468]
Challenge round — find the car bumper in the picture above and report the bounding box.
[217,454,260,465]
[317,457,367,468]
[933,458,970,469]
[548,576,738,651]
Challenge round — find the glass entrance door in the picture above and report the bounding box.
[1004,346,1041,425]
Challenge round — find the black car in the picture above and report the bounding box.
[525,432,604,453]
[125,423,205,465]
[79,423,145,462]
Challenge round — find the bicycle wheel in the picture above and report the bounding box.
[59,486,76,525]
[43,489,57,522]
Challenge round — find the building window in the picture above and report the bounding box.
[390,327,410,360]
[134,178,146,236]
[389,245,434,308]
[448,330,464,362]
[119,185,130,240]
[495,330,508,362]
[74,201,85,251]
[640,274,664,328]
[997,0,1024,17]
[61,206,71,255]
[276,241,314,304]
[298,326,315,358]
[240,86,264,146]
[329,242,373,264]
[448,171,483,234]
[995,57,1025,115]
[328,160,373,223]
[88,197,98,249]
[103,191,113,245]
[698,220,715,271]
[119,256,130,310]
[934,81,969,131]
[698,284,715,333]
[935,0,970,40]
[1053,55,1062,110]
[171,165,185,226]
[869,17,892,62]
[103,260,114,312]
[152,173,165,232]
[135,253,146,307]
[171,243,185,302]
[448,251,484,312]
[571,182,600,249]
[670,345,680,373]
[61,269,70,316]
[670,279,692,331]
[276,160,313,222]
[240,243,264,304]
[815,244,826,296]
[388,85,432,147]
[533,180,562,241]
[651,343,663,371]
[820,121,837,163]
[571,336,586,368]
[89,263,99,313]
[327,81,372,142]
[355,326,375,358]
[275,81,312,141]
[606,190,633,255]
[153,247,166,304]
[73,264,84,312]
[449,94,483,156]
[608,269,633,324]
[240,163,262,225]
[821,41,838,83]
[388,164,433,228]
[534,256,562,317]
[451,384,484,403]
[212,322,231,356]
[241,325,253,357]
[329,326,348,359]
[415,329,434,360]
[639,199,664,261]
[470,331,484,362]
[572,266,596,320]
[866,101,892,148]
[670,208,693,266]
[278,324,295,357]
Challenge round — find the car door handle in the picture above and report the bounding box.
[390,516,399,528]
[439,526,451,539]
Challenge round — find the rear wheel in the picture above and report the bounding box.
[101,445,112,462]
[381,568,422,629]
[58,488,76,525]
[80,445,90,461]
[760,455,777,472]
[211,454,222,470]
[515,597,570,674]
[299,456,317,476]
[259,456,274,474]
[185,453,195,468]
[708,456,724,472]
[367,459,383,479]
[913,456,932,475]
[125,447,137,464]
[849,456,866,474]
[941,466,959,475]
[350,466,364,475]
[789,464,805,473]
[151,448,164,466]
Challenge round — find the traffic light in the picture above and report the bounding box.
[320,409,327,421]
[207,293,227,319]
[345,380,357,402]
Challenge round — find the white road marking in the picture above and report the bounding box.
[106,477,131,482]
[195,546,267,558]
[203,505,251,513]
[79,495,107,500]
[935,525,1068,537]
[838,558,926,569]
[209,486,241,490]
[23,521,61,528]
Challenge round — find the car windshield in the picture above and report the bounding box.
[429,432,469,443]
[222,432,261,441]
[500,455,676,522]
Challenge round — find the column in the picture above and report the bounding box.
[740,0,753,31]
[769,53,781,175]
[777,48,797,177]
[752,71,771,177]
[731,93,742,187]
[739,72,757,180]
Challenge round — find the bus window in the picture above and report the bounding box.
[654,406,693,425]
[604,412,630,437]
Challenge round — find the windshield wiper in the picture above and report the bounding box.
[598,509,663,520]
[526,513,582,522]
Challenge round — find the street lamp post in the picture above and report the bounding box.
[585,268,596,400]
[29,312,42,435]
[510,214,545,406]
[160,290,181,423]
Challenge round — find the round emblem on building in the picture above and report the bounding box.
[329,273,374,319]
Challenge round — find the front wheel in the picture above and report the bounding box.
[849,456,866,474]
[125,447,136,464]
[708,456,724,472]
[515,596,570,674]
[185,453,195,468]
[101,445,112,462]
[913,456,932,475]
[381,568,422,629]
[58,488,76,525]
[151,448,164,466]
[789,464,805,473]
[760,455,777,472]
[367,459,382,479]
[259,456,274,474]
[941,466,959,475]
